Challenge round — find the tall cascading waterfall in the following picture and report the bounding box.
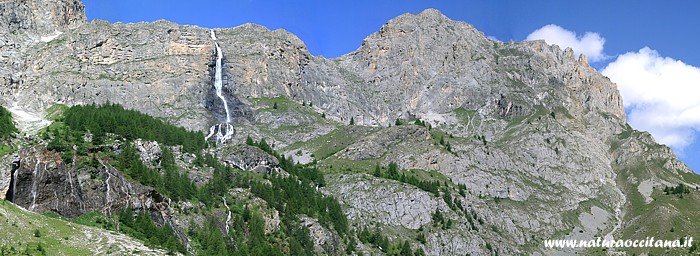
[205,29,235,144]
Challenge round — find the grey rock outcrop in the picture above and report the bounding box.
[0,0,85,37]
[11,20,214,131]
[217,145,279,173]
[4,8,626,132]
[325,174,446,230]
[2,2,699,255]
[134,139,162,168]
[0,0,86,109]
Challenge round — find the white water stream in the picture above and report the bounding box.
[30,161,40,211]
[222,197,232,235]
[205,29,235,144]
[211,29,231,123]
[11,162,18,202]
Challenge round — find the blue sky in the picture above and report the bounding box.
[82,0,700,172]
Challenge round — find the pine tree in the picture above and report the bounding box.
[373,164,382,177]
[417,232,426,244]
[0,106,18,138]
[388,162,399,179]
[400,240,413,256]
[349,117,355,125]
[246,135,254,146]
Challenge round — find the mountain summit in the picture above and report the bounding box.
[0,2,698,255]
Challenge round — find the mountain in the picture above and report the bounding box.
[1,1,699,255]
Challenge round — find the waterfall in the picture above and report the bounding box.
[215,42,232,123]
[102,161,113,214]
[223,197,232,235]
[10,168,17,201]
[66,169,74,207]
[210,29,217,40]
[206,29,235,144]
[30,161,40,211]
[210,29,231,123]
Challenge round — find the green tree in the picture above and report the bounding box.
[345,236,356,255]
[417,232,426,244]
[246,135,255,146]
[243,206,251,222]
[258,138,272,153]
[47,136,68,152]
[350,117,355,125]
[400,240,413,256]
[0,106,18,138]
[388,162,399,179]
[373,164,382,177]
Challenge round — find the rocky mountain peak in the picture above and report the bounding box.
[371,8,485,43]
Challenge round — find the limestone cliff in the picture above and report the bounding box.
[1,2,699,255]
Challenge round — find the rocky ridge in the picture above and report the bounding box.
[1,1,699,255]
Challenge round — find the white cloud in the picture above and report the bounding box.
[526,24,606,62]
[486,35,501,42]
[602,47,700,151]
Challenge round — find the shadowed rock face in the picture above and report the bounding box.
[7,143,191,248]
[203,55,250,123]
[10,145,170,219]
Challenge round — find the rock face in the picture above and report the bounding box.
[11,20,215,131]
[9,144,173,218]
[0,0,85,36]
[218,145,279,173]
[6,142,190,250]
[2,2,700,255]
[0,0,86,108]
[5,8,627,130]
[4,7,626,131]
[0,154,17,200]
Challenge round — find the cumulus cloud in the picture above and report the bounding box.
[602,47,700,151]
[526,24,606,62]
